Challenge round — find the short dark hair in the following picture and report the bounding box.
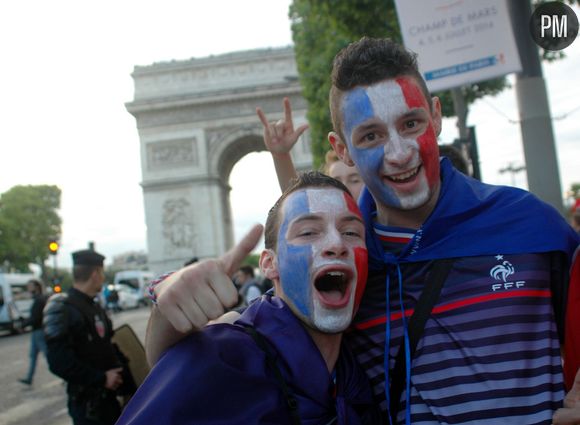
[73,265,100,283]
[264,171,351,250]
[239,265,254,278]
[329,37,431,142]
[27,279,43,292]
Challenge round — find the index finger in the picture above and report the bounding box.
[283,97,293,127]
[220,223,264,276]
[256,107,269,129]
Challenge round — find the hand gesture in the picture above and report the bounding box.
[154,224,263,334]
[104,367,123,391]
[553,368,580,424]
[256,97,309,156]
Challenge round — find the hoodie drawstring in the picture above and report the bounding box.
[384,263,411,425]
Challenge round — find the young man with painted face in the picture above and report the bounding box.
[116,172,379,425]
[328,37,580,424]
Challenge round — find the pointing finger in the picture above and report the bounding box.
[220,224,264,276]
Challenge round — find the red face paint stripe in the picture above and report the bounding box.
[352,246,368,315]
[396,77,429,109]
[343,192,362,218]
[353,289,552,330]
[396,77,440,187]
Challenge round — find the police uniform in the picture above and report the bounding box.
[44,250,122,425]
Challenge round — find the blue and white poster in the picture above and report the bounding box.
[394,0,522,92]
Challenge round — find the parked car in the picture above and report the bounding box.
[0,273,37,334]
[113,270,154,306]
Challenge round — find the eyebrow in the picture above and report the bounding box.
[290,214,364,226]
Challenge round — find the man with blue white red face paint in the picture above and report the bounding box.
[327,38,580,425]
[116,172,380,425]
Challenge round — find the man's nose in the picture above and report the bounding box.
[322,229,348,258]
[384,133,413,166]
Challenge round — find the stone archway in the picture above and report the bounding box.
[126,47,312,274]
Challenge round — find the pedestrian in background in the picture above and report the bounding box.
[18,279,48,386]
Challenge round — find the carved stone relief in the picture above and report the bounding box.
[162,198,196,254]
[147,138,198,170]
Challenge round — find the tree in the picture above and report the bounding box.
[289,0,578,167]
[0,185,62,272]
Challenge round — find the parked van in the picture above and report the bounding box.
[0,273,37,334]
[113,270,154,306]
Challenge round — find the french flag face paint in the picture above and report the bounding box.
[341,77,440,210]
[276,188,368,333]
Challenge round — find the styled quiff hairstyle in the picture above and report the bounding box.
[264,171,351,250]
[329,37,432,141]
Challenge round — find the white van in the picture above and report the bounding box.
[113,270,154,306]
[0,273,37,334]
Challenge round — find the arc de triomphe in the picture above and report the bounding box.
[126,47,313,274]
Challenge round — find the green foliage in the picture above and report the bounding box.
[290,0,401,168]
[0,185,62,272]
[242,253,261,270]
[289,0,577,166]
[569,182,580,199]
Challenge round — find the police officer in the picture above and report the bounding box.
[44,249,123,425]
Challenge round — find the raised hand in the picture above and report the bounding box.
[257,97,309,156]
[153,224,264,334]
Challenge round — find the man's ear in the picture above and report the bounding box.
[431,96,442,137]
[259,249,279,281]
[328,132,355,166]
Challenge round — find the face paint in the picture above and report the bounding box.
[341,77,440,210]
[276,188,368,333]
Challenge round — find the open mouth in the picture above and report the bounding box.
[314,268,353,308]
[385,165,421,183]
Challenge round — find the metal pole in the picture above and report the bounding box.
[52,254,58,286]
[507,0,564,214]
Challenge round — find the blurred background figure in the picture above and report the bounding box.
[323,150,364,200]
[183,257,199,267]
[439,144,470,176]
[18,279,49,386]
[234,265,262,307]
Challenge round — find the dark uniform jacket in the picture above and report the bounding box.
[43,287,122,424]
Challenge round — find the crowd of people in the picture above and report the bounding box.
[15,37,580,425]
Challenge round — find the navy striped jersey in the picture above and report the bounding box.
[346,225,564,424]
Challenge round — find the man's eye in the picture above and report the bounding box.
[342,229,363,237]
[362,132,377,142]
[297,230,316,237]
[405,120,418,129]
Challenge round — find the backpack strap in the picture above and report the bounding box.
[242,326,301,425]
[389,258,455,423]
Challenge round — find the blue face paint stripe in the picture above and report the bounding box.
[343,88,374,144]
[277,190,312,317]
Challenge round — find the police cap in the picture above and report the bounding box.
[72,249,105,267]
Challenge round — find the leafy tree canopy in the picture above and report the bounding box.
[0,185,62,272]
[289,0,577,167]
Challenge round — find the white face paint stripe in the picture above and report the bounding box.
[365,80,420,154]
[306,188,347,212]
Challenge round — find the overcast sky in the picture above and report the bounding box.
[1,1,578,269]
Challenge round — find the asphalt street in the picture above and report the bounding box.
[0,306,150,425]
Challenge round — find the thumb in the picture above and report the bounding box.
[295,123,309,138]
[220,224,264,276]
